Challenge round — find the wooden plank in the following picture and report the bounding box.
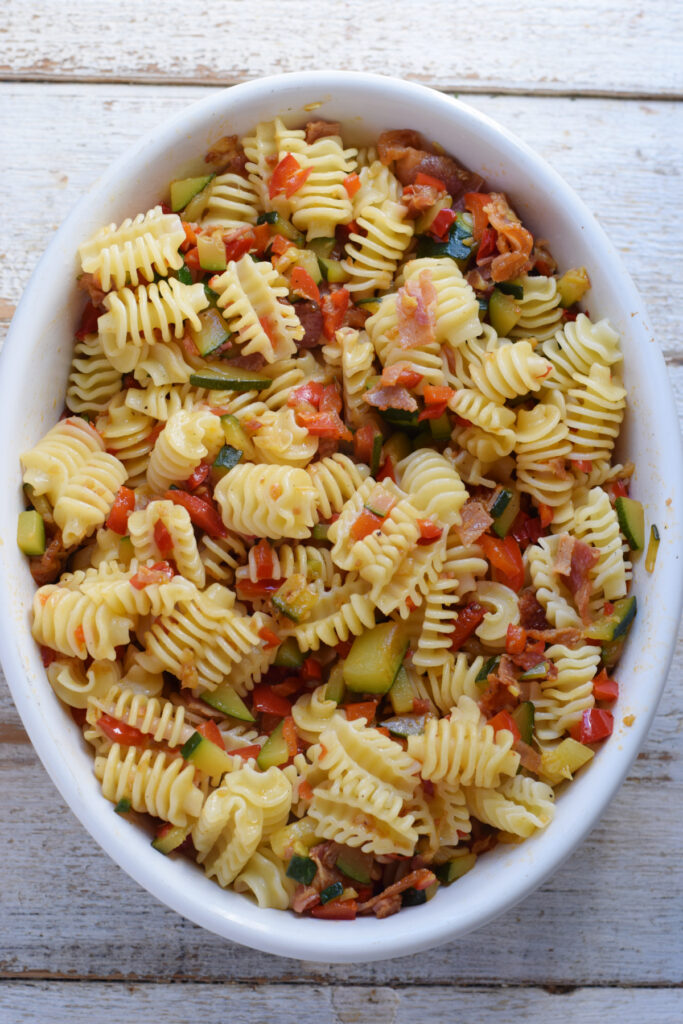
[2,981,682,1024]
[1,0,682,98]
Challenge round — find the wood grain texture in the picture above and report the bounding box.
[2,982,682,1024]
[1,0,682,98]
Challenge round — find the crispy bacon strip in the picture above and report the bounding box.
[566,539,600,624]
[396,270,437,349]
[292,885,321,914]
[401,183,441,218]
[518,589,550,631]
[553,533,575,577]
[358,868,436,916]
[364,384,418,412]
[457,499,493,545]
[484,192,534,282]
[204,134,247,174]
[305,120,341,144]
[527,627,583,646]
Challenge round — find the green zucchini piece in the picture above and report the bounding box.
[318,256,350,283]
[475,655,500,685]
[201,681,255,722]
[380,407,420,429]
[189,367,271,391]
[17,510,46,556]
[411,430,432,450]
[204,282,220,306]
[181,731,233,778]
[152,823,191,854]
[416,218,474,270]
[114,798,131,814]
[191,307,230,356]
[273,636,304,670]
[257,211,305,246]
[308,237,336,259]
[311,523,330,541]
[401,887,427,907]
[272,574,318,623]
[492,488,521,539]
[325,664,346,705]
[429,413,451,441]
[221,414,257,460]
[343,621,408,695]
[355,296,382,314]
[291,249,322,286]
[489,488,512,520]
[434,852,477,885]
[645,523,660,573]
[177,264,193,286]
[212,444,242,479]
[585,596,637,643]
[170,174,213,213]
[557,267,590,308]
[477,297,489,320]
[389,664,415,715]
[615,496,645,551]
[488,289,522,336]
[286,853,317,885]
[335,847,373,884]
[518,660,550,680]
[511,701,535,745]
[320,881,344,904]
[257,211,279,225]
[257,721,290,770]
[601,636,625,670]
[384,713,428,738]
[496,281,524,300]
[197,233,227,272]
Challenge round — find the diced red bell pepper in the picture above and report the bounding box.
[98,713,148,747]
[487,710,521,744]
[320,381,343,415]
[271,234,293,257]
[251,222,271,254]
[269,153,312,199]
[301,657,322,682]
[320,289,350,340]
[592,669,619,703]
[311,900,357,920]
[417,518,443,544]
[418,401,449,422]
[197,719,226,751]
[229,744,262,761]
[252,538,275,580]
[343,701,378,722]
[259,314,277,346]
[415,172,447,193]
[153,519,174,558]
[343,173,361,197]
[480,534,525,592]
[350,509,384,541]
[380,365,424,389]
[236,578,282,599]
[429,208,457,241]
[537,503,555,528]
[450,601,487,651]
[506,623,527,654]
[573,459,593,473]
[295,409,351,441]
[335,640,353,659]
[223,227,254,263]
[476,227,498,262]
[270,676,304,699]
[106,486,136,535]
[423,384,454,406]
[376,458,396,483]
[130,562,175,589]
[607,479,629,500]
[180,221,197,251]
[163,489,227,538]
[463,192,492,241]
[185,462,211,491]
[288,380,324,410]
[40,645,57,668]
[290,266,321,304]
[570,708,614,744]
[282,715,299,758]
[183,246,201,272]
[298,779,314,802]
[252,684,293,718]
[258,625,281,649]
[354,423,379,465]
[76,300,101,340]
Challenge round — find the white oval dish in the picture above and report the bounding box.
[1,71,681,963]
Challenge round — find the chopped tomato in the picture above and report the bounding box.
[288,380,324,410]
[320,289,350,340]
[487,710,521,744]
[259,314,277,346]
[236,578,282,599]
[480,534,524,592]
[252,685,292,718]
[163,490,227,538]
[343,173,361,197]
[417,518,443,544]
[185,462,211,491]
[258,625,281,649]
[146,422,165,446]
[537,503,555,528]
[415,172,447,193]
[229,744,262,761]
[377,458,396,483]
[380,365,424,389]
[301,657,322,682]
[429,208,457,241]
[270,676,304,699]
[298,779,314,802]
[450,601,487,651]
[320,381,343,415]
[570,708,614,744]
[180,221,197,251]
[76,300,101,340]
[335,640,353,659]
[271,234,293,257]
[269,153,312,199]
[606,479,629,500]
[223,227,254,263]
[130,562,175,589]
[592,669,619,703]
[573,459,593,473]
[311,900,357,920]
[98,713,148,747]
[290,266,321,304]
[106,486,136,535]
[295,409,351,441]
[506,623,527,654]
[418,401,449,422]
[252,538,275,580]
[350,509,384,541]
[197,719,226,750]
[463,192,492,241]
[343,701,378,722]
[183,246,201,272]
[354,423,379,465]
[282,715,298,758]
[251,222,271,254]
[423,384,454,406]
[476,227,498,261]
[153,519,174,558]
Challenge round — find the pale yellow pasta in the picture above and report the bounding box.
[398,449,468,527]
[22,416,104,506]
[236,543,338,587]
[343,200,414,297]
[200,172,261,228]
[452,423,516,461]
[306,454,370,520]
[377,534,447,618]
[128,500,205,588]
[570,487,632,608]
[338,327,376,428]
[470,340,552,402]
[415,653,486,714]
[464,778,555,838]
[509,275,563,342]
[124,382,207,421]
[544,313,622,391]
[147,408,224,494]
[234,846,295,910]
[449,388,516,434]
[199,533,249,583]
[87,684,192,749]
[53,450,127,547]
[291,685,339,744]
[524,535,582,628]
[472,581,521,648]
[66,334,122,415]
[534,643,599,742]
[215,463,318,539]
[288,576,376,651]
[97,392,156,487]
[47,657,121,710]
[565,363,626,464]
[96,743,204,826]
[79,205,185,291]
[252,407,319,467]
[515,402,574,510]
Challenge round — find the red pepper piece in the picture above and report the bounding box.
[570,708,614,744]
[487,710,521,744]
[252,685,293,718]
[417,518,443,544]
[450,601,487,651]
[476,227,498,261]
[350,509,384,541]
[320,289,350,340]
[75,300,101,341]
[415,172,447,193]
[429,208,457,241]
[288,380,324,410]
[258,625,281,649]
[98,713,148,747]
[343,701,378,722]
[290,266,321,304]
[269,153,312,199]
[130,562,175,590]
[592,670,619,703]
[229,744,262,761]
[185,462,211,491]
[197,719,226,751]
[163,489,227,539]
[343,173,361,197]
[505,623,527,654]
[153,519,174,558]
[311,900,357,920]
[106,486,136,536]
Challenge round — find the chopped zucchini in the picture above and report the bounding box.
[557,266,591,308]
[114,798,131,814]
[320,881,344,904]
[17,510,46,556]
[645,523,660,573]
[540,737,594,784]
[212,444,242,478]
[416,218,474,270]
[189,367,271,391]
[475,655,500,685]
[257,211,305,247]
[477,297,489,320]
[401,887,427,907]
[384,713,428,738]
[177,264,193,286]
[272,574,318,622]
[380,407,420,429]
[355,296,382,315]
[491,487,521,538]
[489,488,512,520]
[221,414,257,461]
[290,249,322,286]
[204,282,220,306]
[429,412,451,441]
[257,720,290,770]
[311,523,330,541]
[615,496,645,551]
[434,852,477,885]
[325,664,346,705]
[343,621,408,695]
[488,289,522,336]
[152,823,191,854]
[197,233,227,272]
[257,211,279,225]
[411,430,432,450]
[389,664,415,715]
[496,280,524,300]
[273,636,304,670]
[318,256,350,283]
[270,818,319,860]
[518,661,550,680]
[201,681,255,722]
[307,237,336,259]
[181,731,233,779]
[335,847,373,884]
[191,307,231,356]
[370,431,383,476]
[511,701,535,744]
[585,596,637,643]
[170,174,214,213]
[286,853,317,885]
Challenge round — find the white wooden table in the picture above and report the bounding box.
[1,4,682,1021]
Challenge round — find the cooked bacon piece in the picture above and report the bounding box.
[310,842,344,893]
[516,740,542,774]
[553,533,575,577]
[305,120,341,144]
[294,300,324,348]
[364,384,418,412]
[484,192,534,282]
[479,657,518,717]
[358,868,436,915]
[377,130,484,200]
[547,457,571,479]
[29,531,69,586]
[457,499,493,545]
[372,893,403,919]
[223,353,267,371]
[565,539,600,624]
[343,304,371,329]
[527,627,583,646]
[380,362,424,389]
[77,273,107,307]
[292,884,321,914]
[396,271,437,349]
[205,134,247,174]
[518,589,550,631]
[377,129,424,163]
[401,183,441,218]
